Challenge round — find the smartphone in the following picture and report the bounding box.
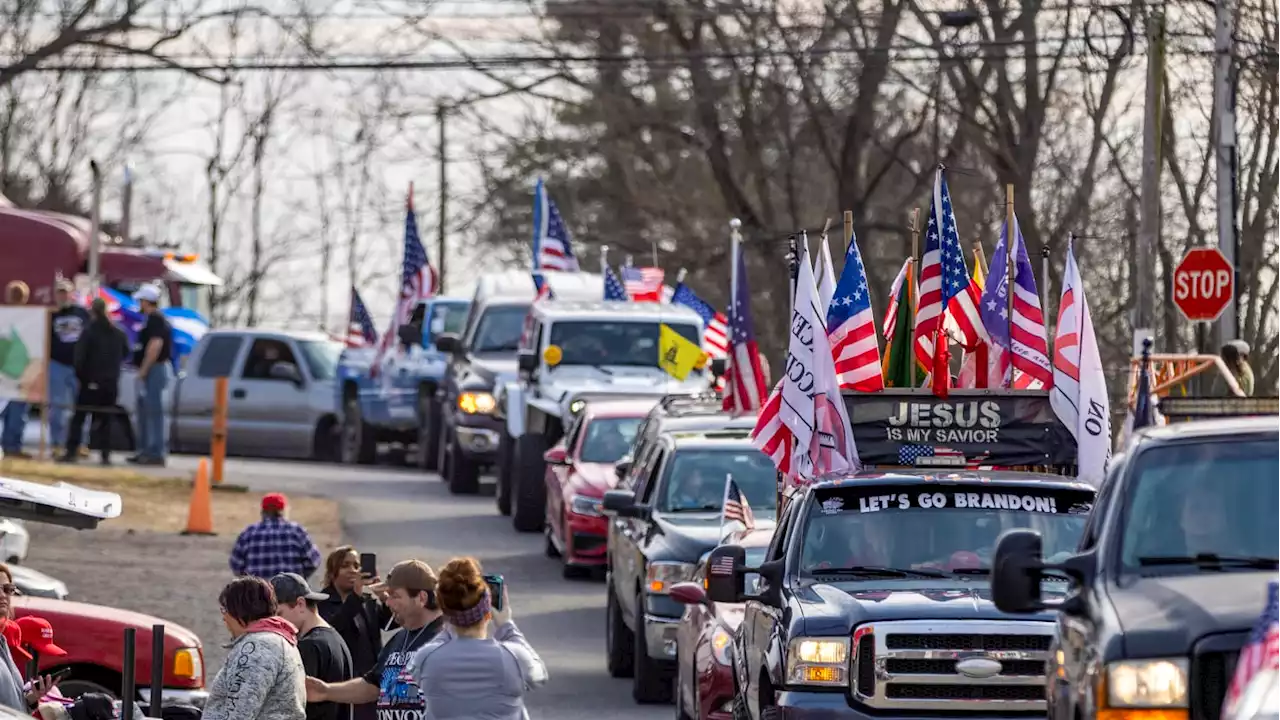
[483,573,504,611]
[360,552,377,577]
[48,667,73,685]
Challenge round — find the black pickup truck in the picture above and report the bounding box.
[992,415,1279,720]
[705,389,1095,720]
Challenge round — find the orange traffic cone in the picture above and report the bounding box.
[182,458,215,536]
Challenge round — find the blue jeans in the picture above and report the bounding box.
[0,402,26,453]
[135,365,170,459]
[47,361,77,449]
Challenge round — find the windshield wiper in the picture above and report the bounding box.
[950,568,991,576]
[1136,554,1279,571]
[814,566,949,579]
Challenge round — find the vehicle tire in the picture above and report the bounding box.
[675,664,695,720]
[511,433,548,532]
[416,393,441,472]
[760,708,783,720]
[633,599,674,703]
[445,435,481,495]
[58,674,118,699]
[606,582,635,678]
[341,398,376,465]
[495,431,514,516]
[312,417,340,462]
[731,693,750,720]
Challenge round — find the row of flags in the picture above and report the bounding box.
[749,166,1114,488]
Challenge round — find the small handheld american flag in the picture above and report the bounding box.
[1222,581,1279,720]
[720,474,755,534]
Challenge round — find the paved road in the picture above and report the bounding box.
[163,454,669,720]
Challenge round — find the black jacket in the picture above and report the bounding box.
[74,318,129,387]
[317,586,395,678]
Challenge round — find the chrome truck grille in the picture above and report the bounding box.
[852,620,1054,713]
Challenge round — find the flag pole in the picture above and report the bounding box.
[1005,184,1015,390]
[843,211,854,253]
[909,207,921,389]
[676,267,688,284]
[1041,245,1051,317]
[601,244,610,275]
[973,240,988,276]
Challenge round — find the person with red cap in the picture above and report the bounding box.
[230,493,322,580]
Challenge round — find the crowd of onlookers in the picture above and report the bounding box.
[1,279,174,467]
[210,493,547,720]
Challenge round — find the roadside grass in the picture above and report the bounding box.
[0,458,341,545]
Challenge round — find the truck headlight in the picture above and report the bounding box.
[711,627,733,665]
[646,562,695,594]
[570,495,602,517]
[173,647,203,682]
[458,392,496,414]
[1106,658,1189,708]
[785,637,849,687]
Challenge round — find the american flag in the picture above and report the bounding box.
[622,263,665,302]
[1222,582,1280,720]
[603,264,629,301]
[723,243,768,413]
[882,258,911,341]
[913,167,984,370]
[979,215,1052,389]
[372,189,435,374]
[520,272,555,346]
[898,445,965,465]
[826,230,884,391]
[533,177,579,271]
[710,555,736,576]
[346,288,378,348]
[671,283,729,358]
[721,475,755,532]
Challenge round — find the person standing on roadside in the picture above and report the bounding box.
[317,547,393,720]
[408,557,547,719]
[305,560,444,720]
[129,284,172,466]
[0,564,58,713]
[60,299,129,465]
[231,494,323,580]
[272,573,354,720]
[1,281,32,459]
[46,280,89,455]
[204,577,306,720]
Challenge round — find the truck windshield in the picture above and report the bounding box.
[429,301,469,337]
[800,483,1095,575]
[298,340,343,380]
[471,304,530,353]
[659,448,779,513]
[548,321,701,367]
[1120,438,1278,574]
[579,417,644,464]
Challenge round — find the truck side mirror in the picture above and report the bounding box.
[706,545,745,604]
[991,529,1046,613]
[398,324,422,348]
[435,333,460,354]
[517,350,538,374]
[601,489,648,519]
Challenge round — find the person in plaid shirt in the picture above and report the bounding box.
[231,494,323,580]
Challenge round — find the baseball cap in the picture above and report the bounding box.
[16,616,66,657]
[385,560,438,592]
[270,573,329,604]
[2,621,31,665]
[133,285,161,304]
[55,279,74,292]
[261,493,288,512]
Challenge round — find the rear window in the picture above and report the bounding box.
[1120,438,1278,573]
[800,483,1095,575]
[470,304,530,353]
[429,301,469,337]
[196,335,243,377]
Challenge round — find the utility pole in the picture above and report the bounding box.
[88,160,102,296]
[1135,11,1164,352]
[436,104,448,292]
[1214,0,1239,348]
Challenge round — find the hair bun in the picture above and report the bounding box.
[436,557,487,613]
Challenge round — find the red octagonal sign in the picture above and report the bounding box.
[1172,247,1234,322]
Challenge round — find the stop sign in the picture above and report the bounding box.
[1172,247,1234,322]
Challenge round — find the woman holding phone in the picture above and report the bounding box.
[317,547,393,720]
[408,557,547,719]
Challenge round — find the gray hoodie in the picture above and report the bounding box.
[203,623,306,720]
[0,640,25,712]
[408,620,547,720]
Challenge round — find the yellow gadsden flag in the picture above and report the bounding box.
[658,324,704,380]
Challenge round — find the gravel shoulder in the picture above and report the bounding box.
[22,504,343,673]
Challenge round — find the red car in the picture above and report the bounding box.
[672,526,775,720]
[543,399,655,578]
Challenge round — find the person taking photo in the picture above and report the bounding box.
[306,560,444,720]
[272,573,353,720]
[408,558,547,720]
[317,548,392,720]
